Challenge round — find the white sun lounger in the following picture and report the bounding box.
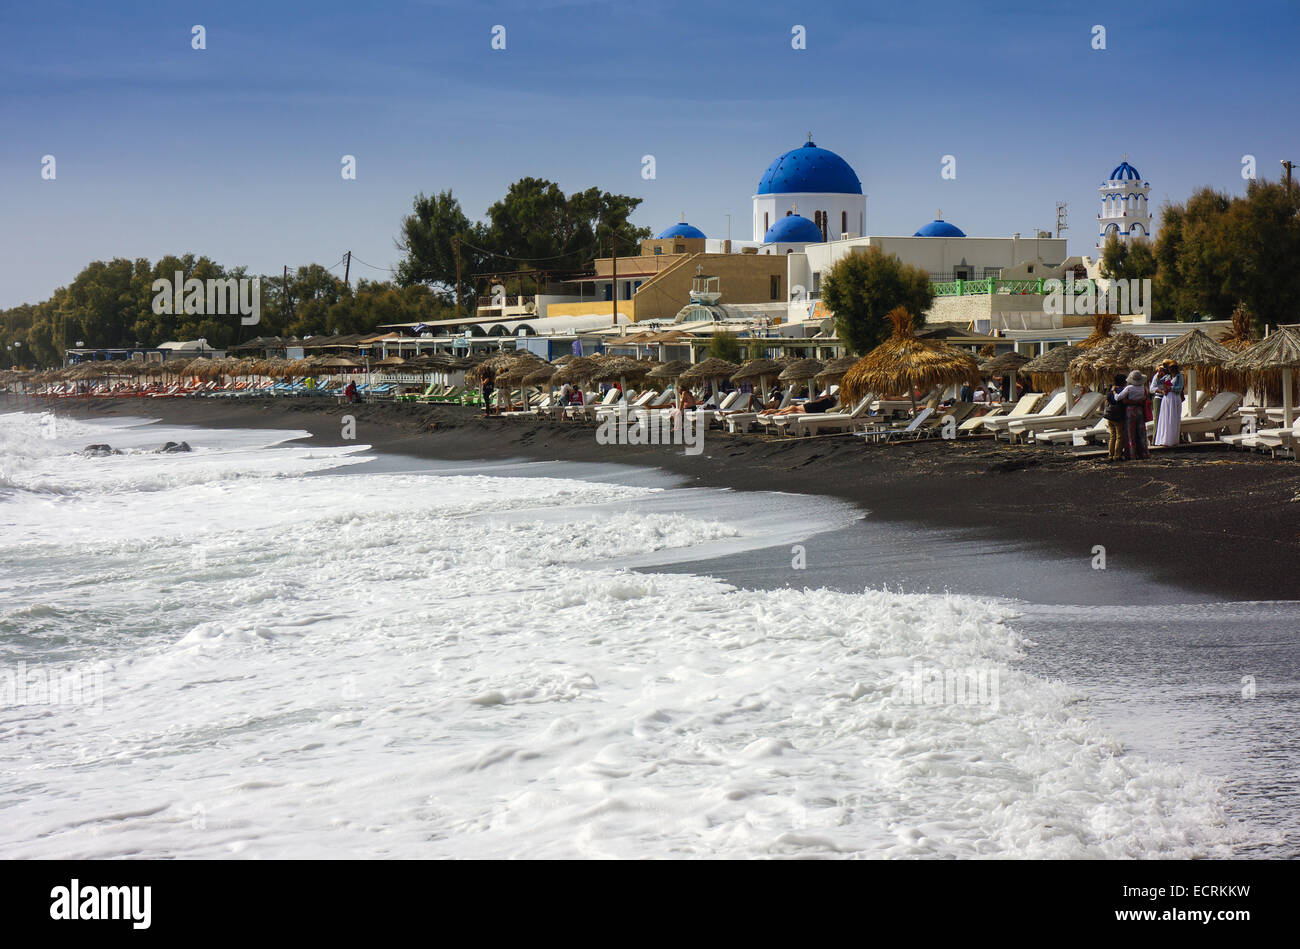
[985,392,1069,436]
[776,395,875,437]
[857,406,935,443]
[1006,392,1106,442]
[1178,392,1244,440]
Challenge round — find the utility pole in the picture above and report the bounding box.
[610,232,618,327]
[342,250,351,286]
[1282,160,1295,195]
[452,237,463,316]
[283,265,292,322]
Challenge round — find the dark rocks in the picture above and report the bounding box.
[80,444,120,456]
[157,441,192,453]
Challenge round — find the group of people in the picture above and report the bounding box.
[1103,359,1183,461]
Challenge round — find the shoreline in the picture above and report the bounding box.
[11,392,1300,602]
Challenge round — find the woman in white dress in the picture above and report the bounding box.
[1150,359,1184,447]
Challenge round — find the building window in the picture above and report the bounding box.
[674,244,684,253]
[764,212,770,235]
[770,275,781,300]
[654,246,662,255]
[841,211,847,235]
[812,272,821,293]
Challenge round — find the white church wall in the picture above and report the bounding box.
[753,192,865,242]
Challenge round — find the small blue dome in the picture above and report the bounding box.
[763,213,825,244]
[656,221,706,239]
[1110,161,1141,180]
[913,218,966,238]
[757,140,862,196]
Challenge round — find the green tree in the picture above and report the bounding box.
[395,180,650,315]
[821,246,935,354]
[709,331,741,362]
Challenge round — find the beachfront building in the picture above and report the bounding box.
[786,226,1071,333]
[1097,157,1153,252]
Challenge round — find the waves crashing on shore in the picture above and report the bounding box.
[0,412,1242,858]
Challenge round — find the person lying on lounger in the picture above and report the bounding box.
[759,393,836,416]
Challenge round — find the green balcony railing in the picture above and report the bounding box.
[932,278,1094,297]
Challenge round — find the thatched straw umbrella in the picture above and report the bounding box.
[1020,344,1083,405]
[840,308,979,411]
[813,356,858,388]
[648,359,689,381]
[777,358,825,399]
[549,354,607,388]
[1218,303,1256,353]
[590,356,652,394]
[1068,332,1153,389]
[1224,325,1300,427]
[1077,313,1120,350]
[680,357,740,399]
[731,357,786,401]
[1139,329,1236,406]
[978,350,1030,401]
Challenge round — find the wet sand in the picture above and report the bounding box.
[15,392,1300,602]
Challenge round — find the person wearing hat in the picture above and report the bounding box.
[1103,372,1130,461]
[1116,370,1150,460]
[1150,359,1184,447]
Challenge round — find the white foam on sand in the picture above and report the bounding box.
[0,412,1248,858]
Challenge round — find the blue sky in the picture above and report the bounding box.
[2,0,1298,307]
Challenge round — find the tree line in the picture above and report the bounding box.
[1,178,649,368]
[1101,177,1299,328]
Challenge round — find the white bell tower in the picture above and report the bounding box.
[1097,155,1152,252]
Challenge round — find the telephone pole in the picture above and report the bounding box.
[610,233,618,327]
[342,250,351,286]
[452,237,463,316]
[1283,160,1295,195]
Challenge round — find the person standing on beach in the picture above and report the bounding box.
[1151,360,1184,447]
[1103,372,1128,461]
[481,366,496,416]
[1117,370,1150,460]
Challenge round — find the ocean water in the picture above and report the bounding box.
[0,409,1272,858]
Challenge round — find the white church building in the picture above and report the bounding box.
[751,137,866,244]
[1096,158,1153,251]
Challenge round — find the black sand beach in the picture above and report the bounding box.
[16,393,1298,602]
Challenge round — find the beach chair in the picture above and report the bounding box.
[779,395,875,437]
[1033,417,1108,446]
[1178,392,1245,440]
[984,392,1069,437]
[568,387,621,420]
[1006,392,1106,443]
[596,388,660,418]
[698,392,754,427]
[857,406,935,443]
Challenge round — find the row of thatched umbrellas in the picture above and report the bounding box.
[10,312,1299,425]
[460,350,852,402]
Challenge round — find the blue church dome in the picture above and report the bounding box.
[1110,160,1141,180]
[913,218,966,238]
[763,213,825,244]
[656,221,706,239]
[757,140,862,196]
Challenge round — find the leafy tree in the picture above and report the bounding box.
[395,180,650,313]
[709,331,741,362]
[821,246,935,354]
